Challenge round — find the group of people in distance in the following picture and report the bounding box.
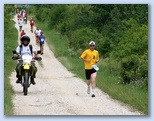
[16,9,45,55]
[34,27,45,55]
[29,18,45,55]
[17,9,28,32]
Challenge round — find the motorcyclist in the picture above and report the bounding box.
[14,35,41,85]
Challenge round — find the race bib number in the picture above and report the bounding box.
[41,39,44,42]
[31,21,34,23]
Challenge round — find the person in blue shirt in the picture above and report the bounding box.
[39,32,45,55]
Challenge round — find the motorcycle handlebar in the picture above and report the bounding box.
[12,56,42,61]
[12,56,20,60]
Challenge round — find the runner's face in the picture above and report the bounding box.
[89,44,95,50]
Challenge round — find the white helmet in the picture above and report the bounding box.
[89,41,95,46]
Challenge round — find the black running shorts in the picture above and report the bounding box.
[85,69,96,80]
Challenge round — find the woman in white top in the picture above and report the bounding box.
[34,27,42,44]
[18,18,23,32]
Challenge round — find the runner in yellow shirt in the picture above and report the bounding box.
[80,41,99,97]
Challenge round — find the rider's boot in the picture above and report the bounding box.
[31,76,36,85]
[16,75,22,83]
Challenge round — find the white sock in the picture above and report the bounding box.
[92,90,95,94]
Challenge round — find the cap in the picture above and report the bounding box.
[89,41,95,45]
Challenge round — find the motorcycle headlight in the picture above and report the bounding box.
[22,55,32,65]
[23,59,31,64]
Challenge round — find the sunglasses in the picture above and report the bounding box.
[90,45,95,47]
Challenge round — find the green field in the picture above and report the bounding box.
[4,20,18,115]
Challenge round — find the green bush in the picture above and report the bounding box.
[29,4,148,90]
[114,19,148,89]
[69,28,103,52]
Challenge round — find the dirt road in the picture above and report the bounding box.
[9,16,142,115]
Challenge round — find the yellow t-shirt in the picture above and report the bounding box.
[81,49,99,69]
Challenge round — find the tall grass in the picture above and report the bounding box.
[35,21,147,114]
[97,59,148,113]
[4,20,18,115]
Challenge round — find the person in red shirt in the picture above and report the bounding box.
[23,13,28,24]
[25,13,28,18]
[30,18,35,33]
[19,30,26,43]
[17,13,21,20]
[20,30,26,37]
[16,9,19,14]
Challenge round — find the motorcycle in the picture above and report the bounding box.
[12,50,42,95]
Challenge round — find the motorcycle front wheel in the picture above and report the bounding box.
[23,72,29,95]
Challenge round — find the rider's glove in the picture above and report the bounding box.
[12,56,17,60]
[35,57,42,61]
[12,55,20,60]
[37,57,42,61]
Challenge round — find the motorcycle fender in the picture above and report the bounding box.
[24,64,30,69]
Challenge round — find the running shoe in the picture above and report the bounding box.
[87,86,90,94]
[91,94,95,97]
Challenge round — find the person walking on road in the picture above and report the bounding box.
[34,27,42,44]
[18,18,23,32]
[23,13,28,24]
[80,41,99,97]
[20,29,26,37]
[39,32,45,55]
[30,18,35,33]
[19,29,26,41]
[17,13,21,20]
[16,9,19,14]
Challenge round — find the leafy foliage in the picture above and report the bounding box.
[114,19,148,88]
[4,4,17,115]
[29,4,148,89]
[4,4,15,32]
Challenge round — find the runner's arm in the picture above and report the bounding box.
[80,51,90,62]
[80,58,90,62]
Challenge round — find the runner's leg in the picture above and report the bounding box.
[40,44,42,52]
[31,25,33,32]
[85,70,91,94]
[42,44,44,53]
[91,72,97,96]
